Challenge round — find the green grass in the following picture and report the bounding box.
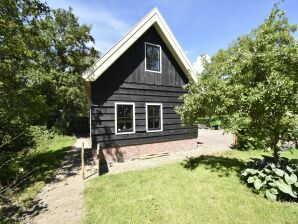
[84,149,298,224]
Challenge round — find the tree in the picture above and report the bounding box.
[0,1,99,219]
[0,2,100,218]
[0,0,50,150]
[34,8,99,132]
[177,4,298,166]
[0,2,99,149]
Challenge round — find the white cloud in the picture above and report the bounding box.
[69,6,129,35]
[193,54,211,74]
[44,0,131,53]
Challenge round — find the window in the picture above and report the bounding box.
[146,103,163,132]
[115,102,135,135]
[145,43,161,73]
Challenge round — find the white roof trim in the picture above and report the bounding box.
[83,7,197,82]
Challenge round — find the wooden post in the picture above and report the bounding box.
[233,134,238,147]
[97,143,100,176]
[81,142,85,179]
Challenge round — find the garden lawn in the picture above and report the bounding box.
[84,149,298,224]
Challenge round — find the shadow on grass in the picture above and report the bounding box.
[21,146,73,189]
[181,155,246,177]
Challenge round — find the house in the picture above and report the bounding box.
[83,8,198,163]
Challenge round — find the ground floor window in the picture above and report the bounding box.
[115,102,135,135]
[146,103,163,132]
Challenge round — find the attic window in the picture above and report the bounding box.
[145,43,161,73]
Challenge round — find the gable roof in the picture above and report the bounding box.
[83,7,197,82]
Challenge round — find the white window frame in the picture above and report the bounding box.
[146,103,163,132]
[145,42,162,73]
[115,102,135,135]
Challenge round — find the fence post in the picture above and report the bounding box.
[81,142,85,179]
[233,134,238,147]
[97,143,100,176]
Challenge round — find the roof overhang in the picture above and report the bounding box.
[83,8,197,82]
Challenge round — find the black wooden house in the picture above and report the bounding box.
[83,8,198,158]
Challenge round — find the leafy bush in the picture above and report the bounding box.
[29,126,58,152]
[0,125,61,185]
[241,157,298,202]
[236,128,268,151]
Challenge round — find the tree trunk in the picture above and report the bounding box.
[271,130,281,167]
[273,146,281,167]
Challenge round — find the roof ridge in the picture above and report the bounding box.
[83,8,160,79]
[83,7,197,82]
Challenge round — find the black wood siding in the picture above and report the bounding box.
[91,26,197,148]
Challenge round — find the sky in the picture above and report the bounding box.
[45,0,298,71]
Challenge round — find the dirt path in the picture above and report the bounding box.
[25,138,94,224]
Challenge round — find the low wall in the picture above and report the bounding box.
[101,138,198,163]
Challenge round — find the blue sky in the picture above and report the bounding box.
[45,0,298,68]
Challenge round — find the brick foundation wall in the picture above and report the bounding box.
[101,138,198,163]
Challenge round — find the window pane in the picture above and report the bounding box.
[148,105,160,118]
[147,105,161,131]
[153,118,160,129]
[148,119,154,129]
[148,106,154,117]
[117,105,125,117]
[117,104,133,133]
[117,120,125,132]
[153,106,160,117]
[124,106,132,117]
[146,44,160,71]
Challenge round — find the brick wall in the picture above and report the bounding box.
[101,138,198,163]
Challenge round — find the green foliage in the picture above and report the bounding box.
[33,8,99,132]
[0,0,50,151]
[28,126,59,152]
[236,128,268,150]
[0,1,98,219]
[177,4,298,164]
[0,0,99,151]
[241,158,298,202]
[0,126,59,186]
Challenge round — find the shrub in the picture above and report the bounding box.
[29,126,58,153]
[236,128,267,151]
[241,157,298,202]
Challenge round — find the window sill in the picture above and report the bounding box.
[115,131,135,135]
[146,129,163,133]
[145,69,162,74]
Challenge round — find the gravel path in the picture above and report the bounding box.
[108,129,233,174]
[24,129,233,224]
